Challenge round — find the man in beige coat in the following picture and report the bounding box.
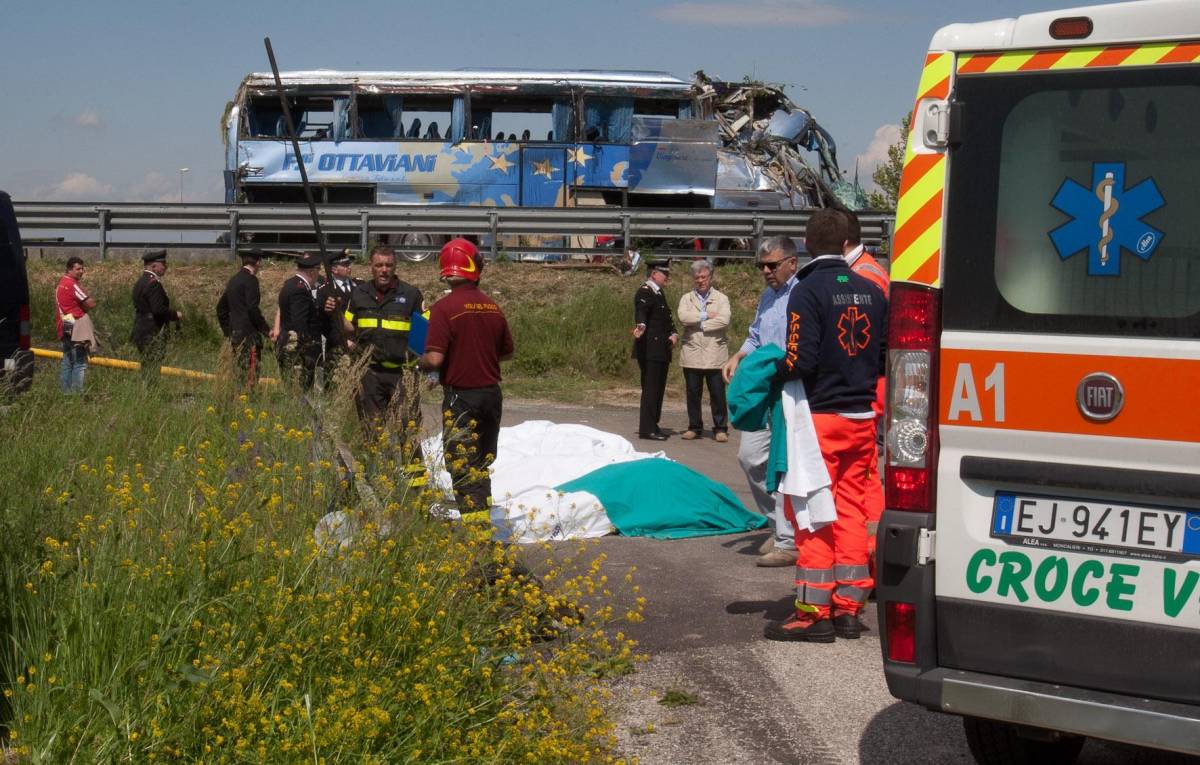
[676,259,731,441]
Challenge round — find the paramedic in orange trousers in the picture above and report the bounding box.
[765,208,888,643]
[838,210,889,580]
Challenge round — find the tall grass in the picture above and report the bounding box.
[25,257,767,402]
[0,370,642,763]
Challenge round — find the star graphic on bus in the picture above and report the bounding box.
[531,158,556,179]
[1048,162,1165,277]
[487,151,515,174]
[570,147,592,167]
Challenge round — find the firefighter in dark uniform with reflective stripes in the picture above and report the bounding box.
[130,249,182,377]
[343,245,427,487]
[276,252,324,391]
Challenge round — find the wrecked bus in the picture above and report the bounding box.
[222,69,846,255]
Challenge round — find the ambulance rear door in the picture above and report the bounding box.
[935,46,1200,705]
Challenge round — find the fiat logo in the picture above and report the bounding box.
[1077,373,1124,422]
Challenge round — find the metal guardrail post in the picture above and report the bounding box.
[359,209,370,254]
[97,208,109,260]
[488,210,499,260]
[228,210,239,261]
[752,215,764,258]
[621,212,631,249]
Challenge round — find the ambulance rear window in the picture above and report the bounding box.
[943,66,1200,338]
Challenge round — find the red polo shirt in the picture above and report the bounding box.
[55,275,88,340]
[425,283,513,389]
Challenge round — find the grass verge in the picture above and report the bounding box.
[0,370,643,763]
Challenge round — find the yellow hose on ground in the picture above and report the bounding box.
[32,347,278,386]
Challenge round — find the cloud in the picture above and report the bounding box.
[74,109,104,129]
[130,171,180,203]
[36,172,114,201]
[853,123,902,190]
[654,0,854,27]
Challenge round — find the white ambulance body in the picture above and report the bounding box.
[877,1,1200,761]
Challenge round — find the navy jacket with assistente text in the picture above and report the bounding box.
[775,255,887,414]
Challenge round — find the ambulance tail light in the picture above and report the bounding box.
[18,304,30,351]
[886,601,917,663]
[885,283,941,513]
[1050,16,1092,40]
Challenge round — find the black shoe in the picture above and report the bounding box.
[833,613,863,640]
[639,432,668,441]
[763,617,835,643]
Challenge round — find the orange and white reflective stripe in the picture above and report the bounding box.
[958,40,1200,75]
[890,52,952,288]
[939,348,1200,443]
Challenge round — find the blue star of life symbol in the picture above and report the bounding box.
[1049,162,1165,276]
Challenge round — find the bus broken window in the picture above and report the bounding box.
[468,95,556,142]
[244,95,348,141]
[355,94,404,138]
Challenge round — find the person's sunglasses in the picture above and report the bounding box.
[757,256,795,271]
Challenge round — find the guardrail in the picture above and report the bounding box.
[13,201,894,261]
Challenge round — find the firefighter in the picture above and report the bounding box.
[275,252,323,391]
[766,208,887,643]
[418,239,514,513]
[130,249,182,377]
[343,245,427,486]
[317,249,359,383]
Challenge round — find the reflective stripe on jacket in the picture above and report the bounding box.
[344,279,424,368]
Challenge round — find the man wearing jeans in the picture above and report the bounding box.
[55,257,96,393]
[722,237,802,566]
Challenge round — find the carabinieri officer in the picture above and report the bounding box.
[130,249,182,377]
[632,258,677,440]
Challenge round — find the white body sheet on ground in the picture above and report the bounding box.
[422,420,665,543]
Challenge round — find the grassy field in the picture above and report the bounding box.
[1,366,646,762]
[5,253,778,762]
[25,255,768,403]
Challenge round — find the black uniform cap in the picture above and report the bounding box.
[142,249,167,264]
[244,248,263,262]
[297,252,323,269]
[331,250,353,266]
[646,258,671,275]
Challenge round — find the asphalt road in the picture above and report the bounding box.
[495,397,1198,765]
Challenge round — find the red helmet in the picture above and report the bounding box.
[439,238,481,282]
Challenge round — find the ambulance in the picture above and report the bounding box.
[876,1,1200,762]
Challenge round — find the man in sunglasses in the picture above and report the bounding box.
[722,236,802,566]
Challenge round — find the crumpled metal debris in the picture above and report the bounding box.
[693,71,854,210]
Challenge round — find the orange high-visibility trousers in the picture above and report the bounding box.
[791,414,877,618]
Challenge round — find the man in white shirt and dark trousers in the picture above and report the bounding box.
[722,237,802,566]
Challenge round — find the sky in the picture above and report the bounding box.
[1,0,1100,204]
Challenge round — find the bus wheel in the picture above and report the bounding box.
[963,717,1084,765]
[398,233,444,263]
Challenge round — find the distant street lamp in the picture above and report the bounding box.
[178,168,189,243]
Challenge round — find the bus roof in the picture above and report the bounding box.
[929,0,1200,52]
[238,68,693,94]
